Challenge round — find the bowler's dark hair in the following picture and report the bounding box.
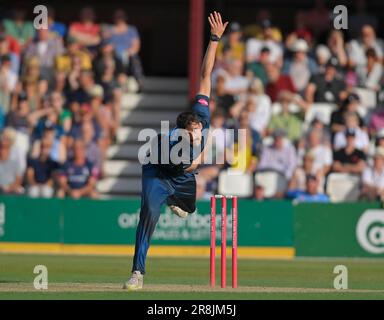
[176,111,200,129]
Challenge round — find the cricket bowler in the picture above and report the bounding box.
[123,11,228,290]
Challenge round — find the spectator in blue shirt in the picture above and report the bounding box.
[286,174,330,203]
[26,137,58,198]
[57,140,99,199]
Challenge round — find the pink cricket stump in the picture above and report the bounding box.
[232,196,238,288]
[210,196,216,288]
[221,196,227,288]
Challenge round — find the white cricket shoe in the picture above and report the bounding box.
[169,205,189,218]
[122,271,144,291]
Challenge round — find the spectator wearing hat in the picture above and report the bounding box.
[356,48,383,91]
[69,6,101,48]
[246,46,270,87]
[246,19,283,65]
[57,139,99,199]
[282,39,317,94]
[257,129,297,180]
[243,10,282,42]
[0,138,23,194]
[361,147,384,200]
[330,93,364,135]
[267,90,303,142]
[334,112,369,153]
[305,57,347,104]
[286,174,329,203]
[332,128,366,174]
[217,22,245,62]
[265,63,296,102]
[26,135,59,198]
[315,45,331,74]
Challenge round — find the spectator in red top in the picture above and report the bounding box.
[69,7,101,48]
[265,63,296,102]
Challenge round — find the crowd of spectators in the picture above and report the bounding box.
[0,6,142,198]
[197,2,384,203]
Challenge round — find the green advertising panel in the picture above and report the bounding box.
[294,202,383,257]
[0,197,294,247]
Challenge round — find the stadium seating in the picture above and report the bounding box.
[325,173,361,202]
[304,103,337,130]
[254,170,288,198]
[218,169,253,197]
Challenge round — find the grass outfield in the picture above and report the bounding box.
[0,253,384,299]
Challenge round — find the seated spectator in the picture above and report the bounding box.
[220,59,249,97]
[257,129,297,179]
[305,57,346,104]
[57,140,99,199]
[283,39,317,94]
[1,127,27,175]
[356,48,383,91]
[334,112,369,152]
[267,91,303,142]
[298,128,332,174]
[26,138,58,198]
[348,24,384,68]
[0,139,23,194]
[0,22,21,67]
[31,125,67,164]
[216,22,244,62]
[327,30,348,68]
[246,19,283,64]
[68,6,101,48]
[106,9,143,86]
[330,93,364,135]
[254,184,266,200]
[286,174,329,203]
[265,63,296,102]
[289,151,324,193]
[349,0,378,39]
[24,28,64,82]
[3,7,35,49]
[246,46,270,87]
[243,10,282,42]
[332,128,366,174]
[55,37,92,73]
[245,78,272,136]
[361,148,384,200]
[81,121,103,173]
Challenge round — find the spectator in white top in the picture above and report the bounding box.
[347,24,384,68]
[361,147,384,200]
[246,19,283,64]
[244,78,271,135]
[283,39,317,94]
[298,128,332,174]
[334,112,369,153]
[0,55,18,113]
[0,137,23,194]
[257,129,297,179]
[222,59,249,97]
[356,47,383,91]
